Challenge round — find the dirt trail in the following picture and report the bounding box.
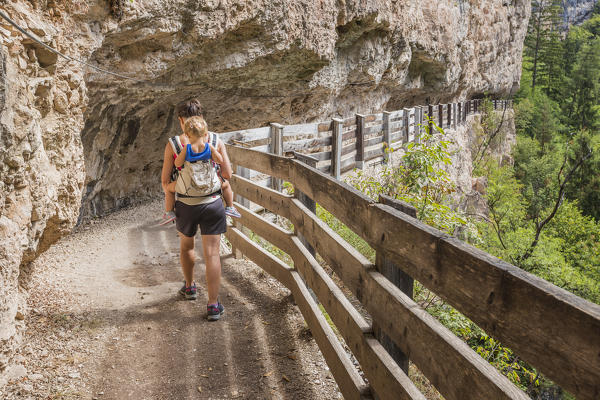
[3,201,341,399]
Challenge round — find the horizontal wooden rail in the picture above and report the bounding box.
[226,145,600,399]
[225,99,511,173]
[225,226,370,399]
[288,158,600,400]
[289,236,425,400]
[288,198,526,400]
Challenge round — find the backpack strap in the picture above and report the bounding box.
[210,132,218,147]
[169,136,183,155]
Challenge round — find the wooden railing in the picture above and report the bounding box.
[220,99,511,182]
[224,145,600,400]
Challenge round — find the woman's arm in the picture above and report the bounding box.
[209,144,224,164]
[161,142,175,191]
[174,144,187,168]
[217,141,233,180]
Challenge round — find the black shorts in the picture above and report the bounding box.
[175,199,227,237]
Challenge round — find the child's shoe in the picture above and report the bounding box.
[159,211,176,225]
[225,206,241,218]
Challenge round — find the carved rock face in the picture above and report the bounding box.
[0,0,530,381]
[80,0,530,217]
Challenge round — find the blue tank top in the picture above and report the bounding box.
[185,143,211,162]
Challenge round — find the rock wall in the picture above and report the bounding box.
[80,0,530,217]
[0,0,530,384]
[562,0,598,27]
[0,0,110,382]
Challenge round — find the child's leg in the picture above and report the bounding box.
[165,181,177,212]
[222,180,234,208]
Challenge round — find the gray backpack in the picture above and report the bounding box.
[172,133,221,197]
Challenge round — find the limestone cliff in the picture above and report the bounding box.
[562,0,598,27]
[0,0,530,382]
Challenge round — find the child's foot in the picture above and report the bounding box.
[225,206,241,218]
[159,211,176,225]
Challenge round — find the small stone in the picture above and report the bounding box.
[29,373,44,380]
[53,92,68,114]
[15,311,25,320]
[68,372,80,379]
[21,384,33,392]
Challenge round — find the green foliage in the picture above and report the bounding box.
[347,121,468,235]
[565,131,600,219]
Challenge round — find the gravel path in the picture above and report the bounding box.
[1,200,341,399]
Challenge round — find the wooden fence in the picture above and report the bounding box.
[220,98,511,182]
[224,145,600,400]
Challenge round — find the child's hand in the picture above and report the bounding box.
[210,144,224,164]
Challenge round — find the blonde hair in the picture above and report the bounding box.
[184,116,208,139]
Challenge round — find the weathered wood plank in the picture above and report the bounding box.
[342,129,357,141]
[293,152,319,168]
[226,144,291,180]
[371,204,600,400]
[331,119,343,179]
[288,270,372,400]
[219,126,270,144]
[288,157,600,399]
[283,136,332,153]
[289,237,425,400]
[375,195,417,373]
[303,150,331,162]
[229,174,292,219]
[364,148,384,162]
[287,198,526,400]
[364,135,384,148]
[283,122,319,137]
[383,111,391,163]
[364,124,383,135]
[342,142,356,157]
[233,201,294,256]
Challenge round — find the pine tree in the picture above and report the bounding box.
[524,0,563,94]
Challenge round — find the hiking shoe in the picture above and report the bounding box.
[207,302,224,321]
[159,211,176,226]
[179,282,197,300]
[225,206,241,218]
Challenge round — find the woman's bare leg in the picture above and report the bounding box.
[179,233,195,287]
[201,234,222,304]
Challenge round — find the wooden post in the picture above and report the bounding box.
[373,194,417,374]
[402,108,410,143]
[293,152,318,301]
[356,114,365,170]
[269,123,283,192]
[415,106,423,143]
[457,102,462,126]
[233,165,250,259]
[382,111,391,164]
[447,104,451,129]
[427,104,433,133]
[452,103,457,129]
[331,118,343,180]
